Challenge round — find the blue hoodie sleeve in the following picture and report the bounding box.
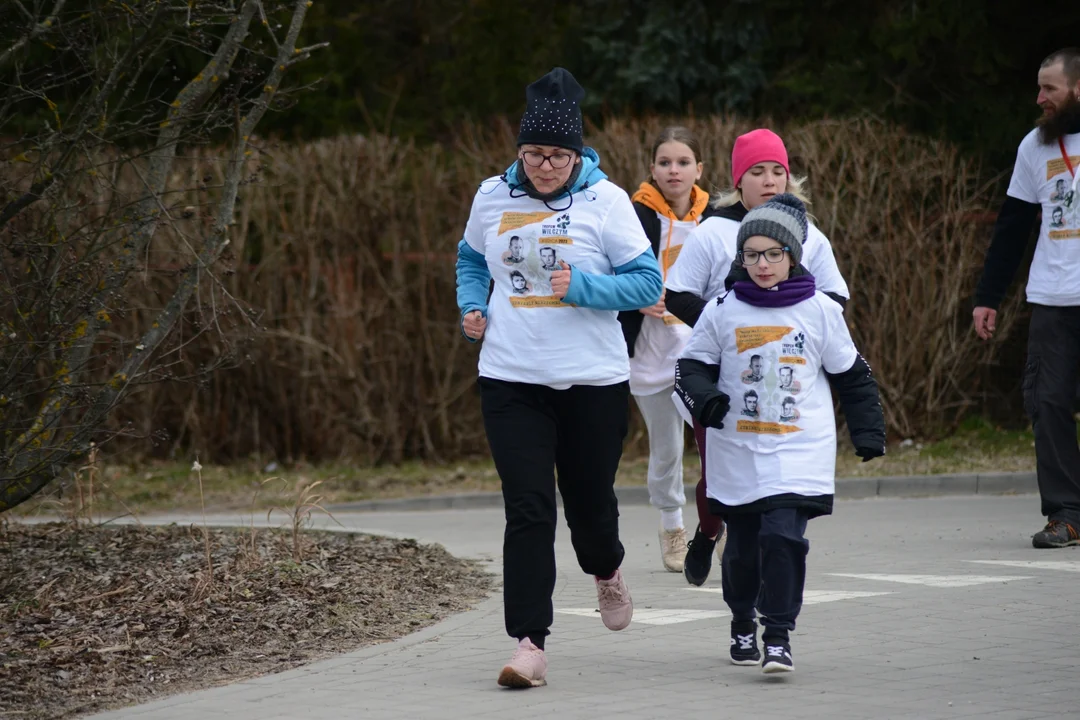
[562,249,663,312]
[456,239,490,342]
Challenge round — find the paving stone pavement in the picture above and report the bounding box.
[85,494,1080,720]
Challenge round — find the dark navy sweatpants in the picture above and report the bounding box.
[721,507,810,643]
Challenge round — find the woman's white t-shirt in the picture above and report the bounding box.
[680,291,858,506]
[463,176,652,389]
[630,214,697,396]
[665,214,850,303]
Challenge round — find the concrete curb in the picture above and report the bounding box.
[327,471,1038,513]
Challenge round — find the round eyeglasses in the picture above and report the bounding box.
[521,151,575,169]
[739,247,790,266]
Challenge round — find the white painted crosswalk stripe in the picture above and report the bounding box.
[557,569,1040,628]
[802,589,893,603]
[555,589,892,626]
[826,573,1031,588]
[967,560,1080,573]
[688,588,892,603]
[555,608,731,625]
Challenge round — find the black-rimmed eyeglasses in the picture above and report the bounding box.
[521,151,575,169]
[738,248,790,266]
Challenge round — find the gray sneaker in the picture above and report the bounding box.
[1032,520,1080,548]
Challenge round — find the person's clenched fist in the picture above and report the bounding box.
[551,260,572,299]
[462,310,486,340]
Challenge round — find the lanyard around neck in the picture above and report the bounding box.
[1060,137,1076,178]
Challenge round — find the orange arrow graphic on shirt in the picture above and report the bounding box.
[498,211,556,235]
[1047,156,1080,180]
[735,326,794,353]
[736,420,803,435]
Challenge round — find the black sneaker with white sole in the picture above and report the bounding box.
[729,621,761,666]
[761,642,794,674]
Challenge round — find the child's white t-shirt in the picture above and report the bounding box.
[1005,129,1080,306]
[680,290,858,506]
[630,214,697,396]
[665,215,850,303]
[463,176,651,389]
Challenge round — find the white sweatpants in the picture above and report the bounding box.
[633,387,687,512]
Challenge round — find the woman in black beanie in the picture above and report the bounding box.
[455,67,664,689]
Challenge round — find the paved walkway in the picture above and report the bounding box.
[88,495,1079,720]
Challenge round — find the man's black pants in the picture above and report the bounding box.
[1024,305,1080,527]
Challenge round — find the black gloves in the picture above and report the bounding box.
[826,354,886,464]
[855,444,885,463]
[699,393,731,430]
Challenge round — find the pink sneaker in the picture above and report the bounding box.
[497,638,547,688]
[595,568,633,631]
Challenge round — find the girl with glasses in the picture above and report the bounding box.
[664,128,851,588]
[675,193,885,674]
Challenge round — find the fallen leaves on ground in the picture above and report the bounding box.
[0,522,492,719]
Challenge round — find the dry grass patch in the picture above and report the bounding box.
[10,420,1043,521]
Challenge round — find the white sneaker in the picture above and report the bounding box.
[658,527,688,573]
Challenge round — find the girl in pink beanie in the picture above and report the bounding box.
[664,128,851,588]
[729,129,790,192]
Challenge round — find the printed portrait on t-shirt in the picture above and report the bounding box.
[1050,178,1069,203]
[777,366,801,395]
[509,270,531,295]
[1051,206,1066,229]
[502,235,526,265]
[741,355,764,384]
[741,389,759,418]
[539,246,558,272]
[779,396,800,423]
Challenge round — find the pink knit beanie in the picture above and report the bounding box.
[731,129,789,186]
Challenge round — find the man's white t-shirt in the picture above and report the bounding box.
[680,291,858,506]
[463,176,651,389]
[665,214,850,303]
[1006,129,1080,306]
[630,214,696,396]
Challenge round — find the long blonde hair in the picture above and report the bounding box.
[710,173,812,210]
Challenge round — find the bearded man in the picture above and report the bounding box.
[973,47,1080,548]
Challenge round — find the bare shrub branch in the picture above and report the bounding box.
[0,0,324,512]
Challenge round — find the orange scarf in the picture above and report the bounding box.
[631,182,710,280]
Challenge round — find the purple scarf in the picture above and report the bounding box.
[733,274,817,308]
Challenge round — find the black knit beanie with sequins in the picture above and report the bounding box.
[516,68,585,154]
